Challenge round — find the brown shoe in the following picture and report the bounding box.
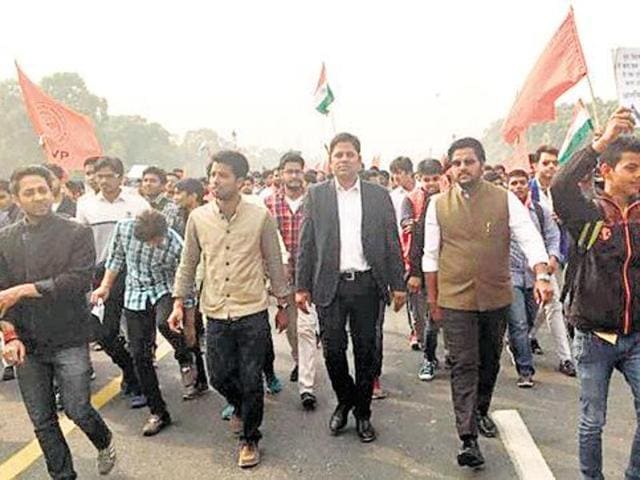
[142,413,171,437]
[230,414,243,436]
[237,441,260,468]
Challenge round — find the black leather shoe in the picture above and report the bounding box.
[356,418,376,443]
[476,413,498,438]
[457,439,485,468]
[329,404,351,435]
[290,365,298,382]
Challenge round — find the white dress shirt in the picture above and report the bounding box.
[422,188,548,273]
[336,178,370,272]
[76,189,150,263]
[390,186,417,233]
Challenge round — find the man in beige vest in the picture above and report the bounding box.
[422,137,553,469]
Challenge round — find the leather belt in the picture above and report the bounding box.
[339,270,372,282]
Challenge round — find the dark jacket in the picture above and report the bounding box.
[0,213,96,353]
[551,146,640,334]
[296,180,405,307]
[56,195,77,218]
[0,203,23,228]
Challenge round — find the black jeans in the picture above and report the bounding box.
[207,311,270,443]
[124,294,189,415]
[16,345,112,480]
[442,307,508,440]
[93,266,140,392]
[317,272,383,420]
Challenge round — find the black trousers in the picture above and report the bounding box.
[207,311,270,443]
[124,294,190,416]
[93,265,140,392]
[442,306,508,440]
[317,272,383,420]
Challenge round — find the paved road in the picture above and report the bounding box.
[0,307,636,479]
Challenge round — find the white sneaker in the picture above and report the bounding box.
[97,438,116,475]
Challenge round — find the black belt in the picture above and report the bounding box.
[339,270,372,282]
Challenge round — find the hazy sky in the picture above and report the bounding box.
[1,0,637,167]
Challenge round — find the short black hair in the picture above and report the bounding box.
[532,145,559,164]
[380,170,390,182]
[329,132,361,156]
[304,170,317,184]
[0,180,9,193]
[207,150,249,179]
[66,180,85,196]
[84,156,100,168]
[279,151,305,170]
[172,168,184,175]
[142,166,167,184]
[416,159,443,176]
[601,136,640,168]
[10,165,54,195]
[494,164,506,174]
[507,169,529,180]
[44,163,66,180]
[448,137,486,164]
[389,156,413,174]
[361,169,381,182]
[483,171,502,183]
[94,156,124,177]
[175,178,205,203]
[134,209,168,242]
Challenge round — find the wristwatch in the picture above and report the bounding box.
[536,272,552,283]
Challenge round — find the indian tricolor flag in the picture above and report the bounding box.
[314,62,335,115]
[559,99,594,165]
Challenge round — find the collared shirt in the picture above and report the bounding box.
[336,178,370,272]
[76,189,150,263]
[148,193,182,233]
[510,198,561,288]
[173,197,288,320]
[105,219,192,311]
[265,191,305,275]
[422,187,548,273]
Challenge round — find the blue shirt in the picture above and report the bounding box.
[105,219,193,311]
[510,199,561,289]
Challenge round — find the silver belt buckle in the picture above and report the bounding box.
[343,271,356,281]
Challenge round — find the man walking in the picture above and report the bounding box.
[0,166,116,478]
[265,151,318,410]
[170,151,289,468]
[551,107,640,480]
[296,132,406,443]
[422,137,552,468]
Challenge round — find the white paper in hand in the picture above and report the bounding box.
[91,300,105,324]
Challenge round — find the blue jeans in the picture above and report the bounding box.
[574,330,640,480]
[507,286,537,376]
[16,345,111,480]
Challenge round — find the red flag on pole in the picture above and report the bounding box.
[16,62,102,170]
[501,8,588,144]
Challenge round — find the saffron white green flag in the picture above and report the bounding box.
[314,63,334,115]
[559,99,593,165]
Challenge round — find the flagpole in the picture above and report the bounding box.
[329,110,337,135]
[585,74,602,131]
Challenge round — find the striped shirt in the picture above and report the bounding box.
[105,219,192,311]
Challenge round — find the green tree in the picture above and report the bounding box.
[40,73,108,124]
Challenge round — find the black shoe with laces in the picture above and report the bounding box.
[457,438,485,468]
[476,413,498,438]
[559,360,577,377]
[301,392,317,411]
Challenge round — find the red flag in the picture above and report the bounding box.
[504,137,530,172]
[501,8,587,144]
[16,63,102,170]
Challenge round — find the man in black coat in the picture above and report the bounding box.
[296,132,406,443]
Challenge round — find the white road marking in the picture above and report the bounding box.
[493,409,555,480]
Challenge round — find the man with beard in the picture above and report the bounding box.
[265,151,318,409]
[170,151,289,468]
[422,137,552,468]
[0,166,116,478]
[140,166,181,231]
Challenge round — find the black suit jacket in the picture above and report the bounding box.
[296,180,405,307]
[56,195,77,218]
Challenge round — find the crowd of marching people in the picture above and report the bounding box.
[0,106,639,479]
